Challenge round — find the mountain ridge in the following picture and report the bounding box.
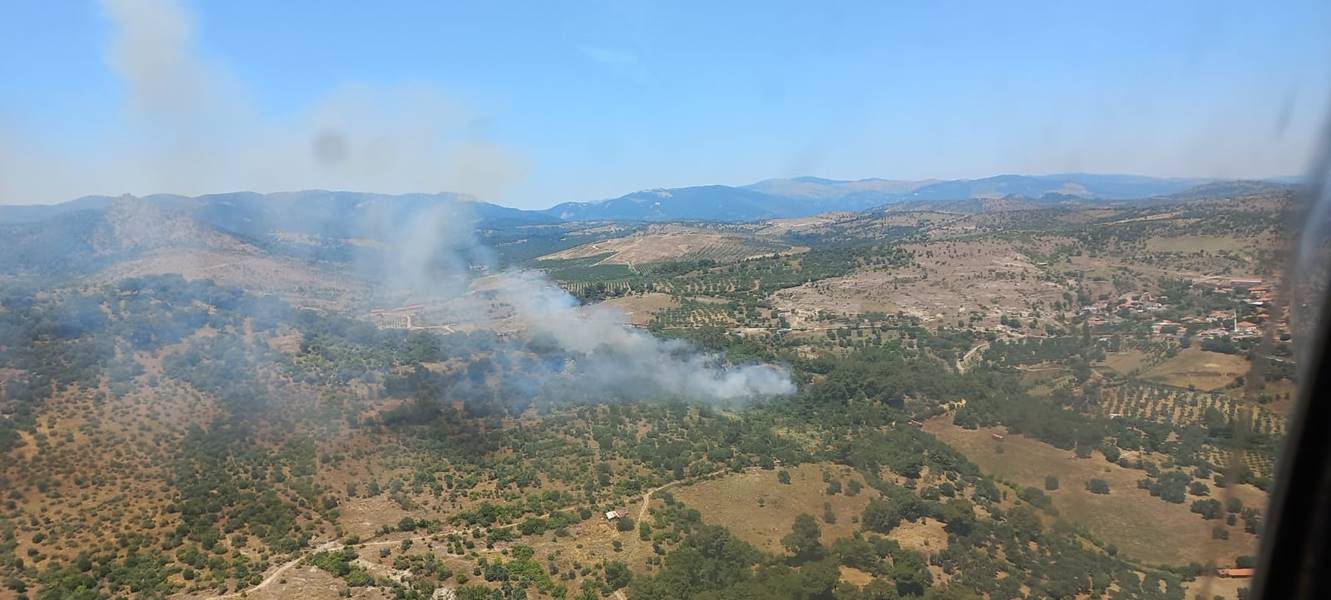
[0,175,1301,227]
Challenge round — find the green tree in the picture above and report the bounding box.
[938,499,976,536]
[782,514,824,562]
[891,550,933,596]
[604,561,631,590]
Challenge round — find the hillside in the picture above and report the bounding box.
[0,181,1299,600]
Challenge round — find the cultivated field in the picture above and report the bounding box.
[1095,381,1287,439]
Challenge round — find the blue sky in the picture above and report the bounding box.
[2,0,1330,208]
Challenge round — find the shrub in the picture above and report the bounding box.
[1191,499,1223,519]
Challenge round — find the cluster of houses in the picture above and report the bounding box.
[1080,291,1166,328]
[1151,313,1261,341]
[1079,278,1280,342]
[1149,279,1278,341]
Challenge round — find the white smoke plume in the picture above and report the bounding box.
[11,0,798,403]
[362,202,796,402]
[488,270,796,400]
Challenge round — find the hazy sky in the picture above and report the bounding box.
[3,0,1330,208]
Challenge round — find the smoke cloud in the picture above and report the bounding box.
[7,0,797,403]
[353,199,796,403]
[488,270,796,400]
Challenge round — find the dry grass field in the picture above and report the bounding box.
[671,463,879,554]
[924,419,1262,566]
[1141,348,1251,391]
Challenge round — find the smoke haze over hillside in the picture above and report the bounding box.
[365,200,796,402]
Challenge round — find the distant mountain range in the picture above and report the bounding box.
[0,176,1301,282]
[542,173,1291,222]
[0,175,1300,238]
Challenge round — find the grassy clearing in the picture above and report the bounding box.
[1096,350,1153,377]
[925,419,1261,567]
[1141,348,1250,391]
[672,463,878,554]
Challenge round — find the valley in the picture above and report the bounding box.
[0,179,1302,600]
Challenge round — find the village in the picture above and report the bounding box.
[1076,278,1282,343]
